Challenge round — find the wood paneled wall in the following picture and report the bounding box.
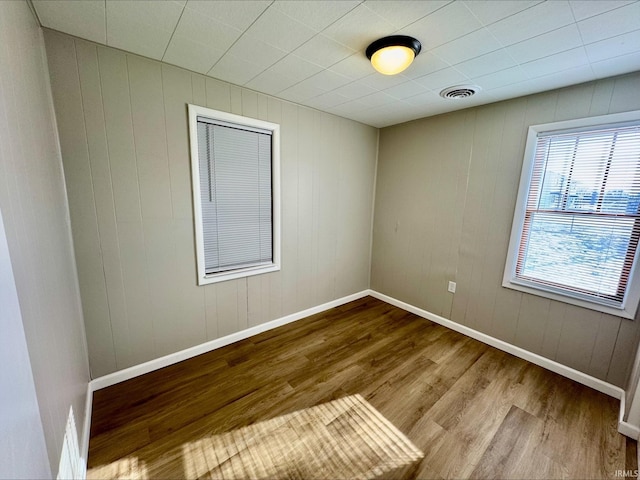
[43,30,378,378]
[371,72,640,387]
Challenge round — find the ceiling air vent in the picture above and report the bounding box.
[439,85,481,99]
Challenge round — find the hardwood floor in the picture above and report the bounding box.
[88,296,636,479]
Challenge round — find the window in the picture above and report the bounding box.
[188,104,280,285]
[504,111,640,319]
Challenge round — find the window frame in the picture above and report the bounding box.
[503,110,640,320]
[188,104,281,286]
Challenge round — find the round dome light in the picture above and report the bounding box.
[366,36,421,76]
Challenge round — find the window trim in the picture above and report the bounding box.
[503,110,640,320]
[188,104,281,286]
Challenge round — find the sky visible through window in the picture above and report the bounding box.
[519,128,640,300]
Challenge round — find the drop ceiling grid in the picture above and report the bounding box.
[32,0,640,128]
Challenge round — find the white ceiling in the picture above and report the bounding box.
[33,0,640,128]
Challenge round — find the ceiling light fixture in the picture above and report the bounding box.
[366,35,421,75]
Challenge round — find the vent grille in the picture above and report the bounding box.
[440,85,481,99]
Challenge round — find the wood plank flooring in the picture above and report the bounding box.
[87,296,636,479]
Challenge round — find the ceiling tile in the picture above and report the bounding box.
[243,7,318,52]
[591,51,640,79]
[225,34,288,71]
[480,79,538,99]
[166,6,242,50]
[349,104,414,127]
[402,2,483,50]
[486,1,575,47]
[405,90,445,104]
[359,72,410,90]
[413,67,470,91]
[272,0,359,31]
[356,91,398,109]
[463,1,543,26]
[34,0,640,128]
[585,29,640,63]
[382,80,431,100]
[520,64,595,91]
[397,91,445,110]
[303,69,353,91]
[293,34,355,68]
[306,90,351,109]
[107,0,183,31]
[401,52,450,79]
[267,54,324,84]
[106,0,184,59]
[163,37,226,74]
[245,69,297,95]
[277,90,309,104]
[321,3,397,52]
[520,47,590,79]
[33,0,106,44]
[505,24,584,65]
[183,1,270,31]
[343,109,385,127]
[362,0,451,29]
[162,7,243,73]
[207,53,264,85]
[329,100,372,116]
[328,53,376,80]
[278,82,326,103]
[332,81,378,100]
[472,66,529,90]
[569,0,635,22]
[453,49,517,78]
[430,27,502,65]
[577,2,640,44]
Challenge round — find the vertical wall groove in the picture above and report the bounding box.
[371,71,640,387]
[44,29,377,377]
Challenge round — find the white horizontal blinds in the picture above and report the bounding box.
[198,122,219,270]
[516,123,640,306]
[197,117,273,274]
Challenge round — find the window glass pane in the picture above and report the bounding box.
[563,136,609,212]
[198,121,273,274]
[520,213,633,298]
[516,123,640,308]
[603,132,640,214]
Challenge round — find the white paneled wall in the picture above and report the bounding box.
[0,2,90,475]
[43,30,378,377]
[371,72,640,387]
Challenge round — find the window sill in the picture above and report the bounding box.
[502,277,636,320]
[198,263,280,286]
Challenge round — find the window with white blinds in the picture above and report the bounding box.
[189,105,280,285]
[504,111,640,319]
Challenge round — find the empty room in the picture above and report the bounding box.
[2,0,640,478]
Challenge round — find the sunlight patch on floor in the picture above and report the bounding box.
[88,457,148,480]
[181,394,423,479]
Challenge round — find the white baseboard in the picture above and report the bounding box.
[90,290,369,391]
[617,395,640,440]
[618,422,640,440]
[84,287,637,446]
[367,290,623,398]
[365,290,638,437]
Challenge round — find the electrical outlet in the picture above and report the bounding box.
[448,281,456,293]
